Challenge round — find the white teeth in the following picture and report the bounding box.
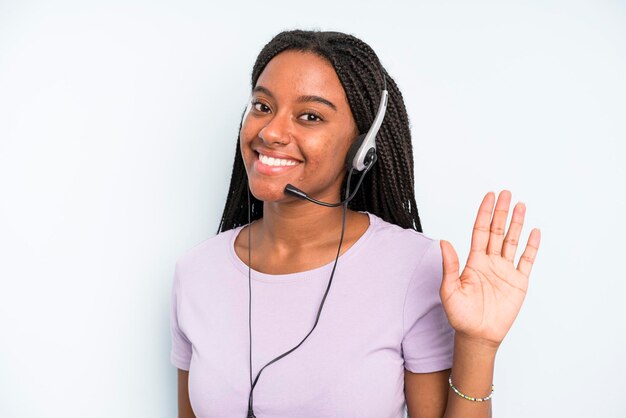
[258,153,298,167]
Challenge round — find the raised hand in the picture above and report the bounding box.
[439,190,541,348]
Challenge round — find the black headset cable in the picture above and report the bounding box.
[246,167,359,417]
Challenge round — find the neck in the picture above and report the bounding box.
[256,198,351,253]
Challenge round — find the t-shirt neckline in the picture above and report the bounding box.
[228,211,377,283]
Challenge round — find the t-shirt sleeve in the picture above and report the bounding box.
[402,239,454,373]
[170,263,192,371]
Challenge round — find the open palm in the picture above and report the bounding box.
[440,190,541,347]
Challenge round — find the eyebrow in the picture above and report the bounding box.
[253,85,337,111]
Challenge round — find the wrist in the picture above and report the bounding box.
[454,332,500,357]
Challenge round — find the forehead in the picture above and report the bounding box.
[255,50,347,103]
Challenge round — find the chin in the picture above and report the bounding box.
[248,183,292,203]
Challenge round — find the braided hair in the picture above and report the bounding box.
[217,29,423,233]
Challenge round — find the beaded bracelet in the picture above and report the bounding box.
[448,375,494,402]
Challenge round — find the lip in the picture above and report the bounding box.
[252,150,302,176]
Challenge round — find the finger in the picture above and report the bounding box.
[440,240,460,293]
[470,192,495,254]
[517,228,541,277]
[487,190,512,256]
[501,202,525,263]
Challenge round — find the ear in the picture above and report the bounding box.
[345,133,367,171]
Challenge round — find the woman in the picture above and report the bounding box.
[170,30,541,418]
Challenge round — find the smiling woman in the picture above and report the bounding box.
[170,30,541,418]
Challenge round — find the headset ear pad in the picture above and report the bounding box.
[345,133,367,171]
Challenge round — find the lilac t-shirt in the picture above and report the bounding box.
[170,211,454,417]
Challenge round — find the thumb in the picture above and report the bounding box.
[440,240,460,291]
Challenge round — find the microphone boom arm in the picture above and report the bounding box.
[284,154,377,207]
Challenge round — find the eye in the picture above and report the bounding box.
[252,101,271,113]
[298,112,323,123]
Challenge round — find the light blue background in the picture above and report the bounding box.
[1,0,624,417]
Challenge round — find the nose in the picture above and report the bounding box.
[258,111,292,146]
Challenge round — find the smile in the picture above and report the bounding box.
[253,151,301,175]
[257,152,299,167]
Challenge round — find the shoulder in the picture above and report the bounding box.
[174,227,241,279]
[365,212,440,263]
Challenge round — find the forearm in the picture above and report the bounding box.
[442,333,497,418]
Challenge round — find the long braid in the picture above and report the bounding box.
[217,29,422,233]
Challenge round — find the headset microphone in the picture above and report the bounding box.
[283,151,378,207]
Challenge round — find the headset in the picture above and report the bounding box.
[245,73,388,418]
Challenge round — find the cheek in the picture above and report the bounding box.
[239,122,253,145]
[304,138,349,173]
[239,123,257,158]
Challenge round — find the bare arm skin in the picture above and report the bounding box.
[404,369,450,418]
[178,369,196,418]
[405,335,495,418]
